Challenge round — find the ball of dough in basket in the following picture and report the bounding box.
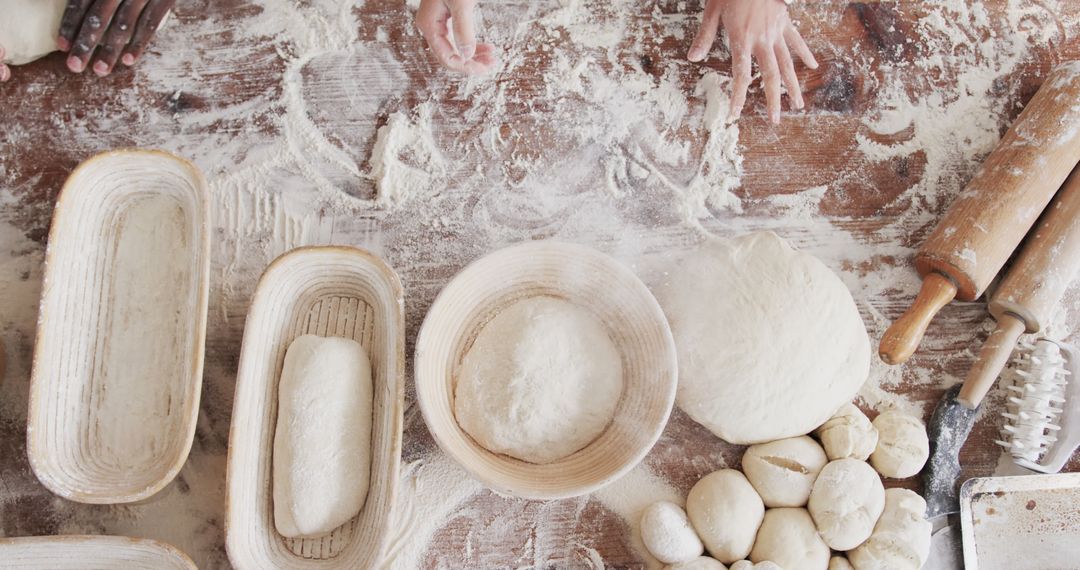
[656,232,870,444]
[641,501,705,564]
[808,459,885,550]
[686,469,765,564]
[814,403,879,461]
[749,508,829,570]
[665,556,728,570]
[829,556,854,570]
[848,488,932,570]
[742,436,827,507]
[870,411,929,479]
[454,296,624,464]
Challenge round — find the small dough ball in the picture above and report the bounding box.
[666,557,728,570]
[870,411,929,479]
[807,459,885,550]
[750,508,829,570]
[730,562,781,570]
[829,556,854,570]
[454,297,624,464]
[742,436,827,507]
[641,501,705,564]
[686,469,765,564]
[815,403,879,461]
[848,489,931,570]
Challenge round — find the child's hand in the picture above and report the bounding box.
[417,0,497,74]
[688,0,818,123]
[57,0,175,76]
[0,47,10,82]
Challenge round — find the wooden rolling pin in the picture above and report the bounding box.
[957,167,1080,408]
[880,62,1080,365]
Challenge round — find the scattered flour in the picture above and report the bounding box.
[368,103,448,208]
[0,0,1076,567]
[381,455,483,569]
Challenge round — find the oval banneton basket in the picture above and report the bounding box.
[27,149,211,504]
[226,246,405,569]
[415,241,678,500]
[0,535,196,569]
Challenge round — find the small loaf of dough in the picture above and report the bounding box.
[815,403,878,461]
[750,508,829,570]
[808,459,885,550]
[666,557,728,570]
[742,436,827,508]
[848,489,932,570]
[686,470,764,564]
[641,501,705,564]
[273,335,373,538]
[870,411,929,479]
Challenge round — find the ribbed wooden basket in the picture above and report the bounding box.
[27,149,210,504]
[0,535,196,569]
[415,241,678,499]
[225,246,405,569]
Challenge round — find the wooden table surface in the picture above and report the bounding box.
[1,0,1078,568]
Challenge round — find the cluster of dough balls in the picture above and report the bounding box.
[639,405,932,570]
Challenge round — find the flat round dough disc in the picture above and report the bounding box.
[0,0,66,65]
[657,232,870,444]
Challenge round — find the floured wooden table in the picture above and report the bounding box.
[1,0,1079,567]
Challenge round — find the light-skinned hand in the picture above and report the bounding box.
[416,0,498,74]
[688,0,818,123]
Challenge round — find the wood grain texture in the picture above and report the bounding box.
[225,246,405,569]
[0,535,197,569]
[415,241,677,500]
[26,150,210,504]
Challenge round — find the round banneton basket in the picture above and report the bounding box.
[415,241,678,500]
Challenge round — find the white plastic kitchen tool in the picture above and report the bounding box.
[996,339,1080,473]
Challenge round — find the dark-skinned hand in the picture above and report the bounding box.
[57,0,175,76]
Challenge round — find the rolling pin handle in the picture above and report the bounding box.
[879,272,959,365]
[957,315,1028,409]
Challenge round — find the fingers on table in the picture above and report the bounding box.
[122,0,173,67]
[774,40,803,110]
[784,24,818,69]
[58,0,95,52]
[688,0,723,62]
[0,46,9,82]
[95,0,148,75]
[727,42,753,121]
[67,0,122,72]
[755,42,782,124]
[61,0,170,75]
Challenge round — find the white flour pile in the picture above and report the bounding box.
[0,0,1077,567]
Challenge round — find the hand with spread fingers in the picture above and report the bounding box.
[688,0,818,124]
[58,0,175,76]
[416,0,498,74]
